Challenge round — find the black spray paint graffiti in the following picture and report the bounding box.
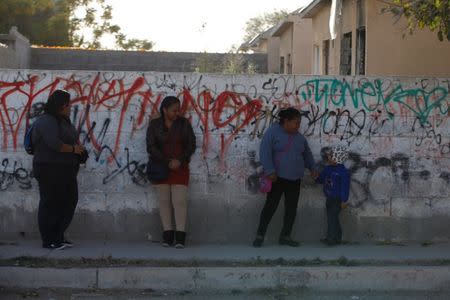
[246,147,447,208]
[246,150,262,194]
[101,148,147,185]
[250,105,391,145]
[300,106,390,143]
[318,147,448,208]
[0,159,32,191]
[73,116,148,186]
[411,117,449,156]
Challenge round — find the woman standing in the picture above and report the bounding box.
[146,96,196,248]
[253,108,318,247]
[32,90,86,249]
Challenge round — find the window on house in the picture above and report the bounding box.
[356,27,366,75]
[356,0,366,75]
[323,40,330,75]
[280,56,285,74]
[313,45,320,75]
[357,0,366,28]
[287,53,292,74]
[340,32,352,75]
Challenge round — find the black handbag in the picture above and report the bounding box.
[78,150,89,164]
[146,159,169,181]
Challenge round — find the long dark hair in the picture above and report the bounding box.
[159,96,180,120]
[44,89,70,118]
[278,107,301,125]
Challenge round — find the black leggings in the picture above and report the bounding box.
[326,197,342,242]
[33,163,79,245]
[256,177,301,237]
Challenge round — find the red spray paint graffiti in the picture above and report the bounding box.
[0,74,263,165]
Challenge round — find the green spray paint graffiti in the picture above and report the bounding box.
[299,78,449,124]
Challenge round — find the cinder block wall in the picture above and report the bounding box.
[0,27,30,69]
[0,70,449,243]
[30,48,268,73]
[0,45,18,68]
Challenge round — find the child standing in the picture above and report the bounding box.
[316,146,350,246]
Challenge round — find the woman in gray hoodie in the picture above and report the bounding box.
[32,90,86,250]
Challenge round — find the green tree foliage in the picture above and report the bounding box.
[242,9,289,44]
[0,0,153,50]
[0,0,70,46]
[383,0,450,41]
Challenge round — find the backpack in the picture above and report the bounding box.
[24,124,35,155]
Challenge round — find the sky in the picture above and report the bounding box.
[107,0,312,53]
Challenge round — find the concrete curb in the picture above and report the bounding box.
[2,266,450,291]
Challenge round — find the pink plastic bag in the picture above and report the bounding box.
[259,176,272,193]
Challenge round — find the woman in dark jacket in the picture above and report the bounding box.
[146,96,196,248]
[32,90,86,250]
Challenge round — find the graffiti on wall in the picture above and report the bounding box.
[0,72,448,204]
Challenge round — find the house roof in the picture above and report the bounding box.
[299,0,328,18]
[271,21,294,37]
[270,6,308,37]
[239,25,277,51]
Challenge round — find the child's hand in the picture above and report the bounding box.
[341,202,349,209]
[311,170,319,179]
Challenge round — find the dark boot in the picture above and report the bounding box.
[175,231,186,249]
[279,235,300,247]
[252,235,264,248]
[162,230,174,247]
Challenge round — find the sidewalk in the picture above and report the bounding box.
[1,240,450,291]
[2,239,450,264]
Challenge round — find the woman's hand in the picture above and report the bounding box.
[341,202,349,209]
[169,159,181,170]
[268,173,277,182]
[73,145,86,155]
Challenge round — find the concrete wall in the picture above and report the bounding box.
[311,4,339,75]
[30,48,268,73]
[276,16,313,75]
[267,37,281,73]
[278,25,294,73]
[0,44,18,68]
[293,18,313,75]
[0,70,449,243]
[366,0,450,76]
[0,27,30,69]
[309,0,450,76]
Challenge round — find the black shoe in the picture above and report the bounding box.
[320,238,329,245]
[62,239,74,248]
[279,236,300,247]
[321,238,340,246]
[253,235,264,248]
[175,231,186,249]
[43,243,67,250]
[162,230,175,247]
